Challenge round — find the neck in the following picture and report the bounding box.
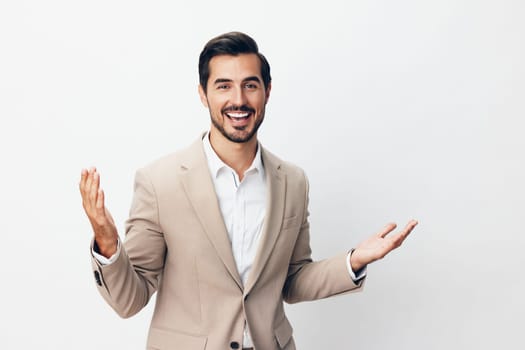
[208,129,258,181]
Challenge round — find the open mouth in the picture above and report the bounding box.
[222,106,255,126]
[225,111,251,120]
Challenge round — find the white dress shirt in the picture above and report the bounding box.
[93,132,366,348]
[202,133,266,287]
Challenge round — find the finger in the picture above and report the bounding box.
[390,220,418,246]
[79,168,88,192]
[377,222,397,238]
[95,188,106,218]
[400,219,418,239]
[80,168,93,196]
[83,167,95,195]
[88,170,100,208]
[80,168,96,206]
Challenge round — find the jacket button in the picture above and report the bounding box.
[94,271,102,286]
[230,341,240,349]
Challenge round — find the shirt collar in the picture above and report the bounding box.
[202,132,265,181]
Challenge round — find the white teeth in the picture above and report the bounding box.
[226,112,249,119]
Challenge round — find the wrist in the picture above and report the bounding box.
[350,249,365,272]
[94,237,118,258]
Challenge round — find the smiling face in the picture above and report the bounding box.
[199,53,271,144]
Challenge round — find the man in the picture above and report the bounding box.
[79,32,418,350]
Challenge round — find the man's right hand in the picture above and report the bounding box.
[79,167,118,258]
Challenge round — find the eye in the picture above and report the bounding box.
[244,83,259,89]
[217,84,230,90]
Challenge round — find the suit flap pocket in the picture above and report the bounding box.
[148,327,207,349]
[274,317,293,348]
[281,215,300,230]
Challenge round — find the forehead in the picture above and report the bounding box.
[208,53,262,81]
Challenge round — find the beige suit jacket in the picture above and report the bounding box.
[91,136,364,350]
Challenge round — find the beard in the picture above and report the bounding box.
[210,105,265,143]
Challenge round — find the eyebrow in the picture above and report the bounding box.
[213,78,232,85]
[213,76,262,85]
[243,76,261,84]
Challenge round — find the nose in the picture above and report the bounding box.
[231,86,247,106]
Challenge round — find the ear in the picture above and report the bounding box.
[264,83,272,104]
[198,85,209,108]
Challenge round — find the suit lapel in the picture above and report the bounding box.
[244,149,286,295]
[179,138,243,290]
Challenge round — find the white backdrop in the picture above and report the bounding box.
[1,1,524,349]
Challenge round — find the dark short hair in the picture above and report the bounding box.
[198,31,271,92]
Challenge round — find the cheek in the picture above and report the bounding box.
[254,98,267,111]
[247,94,264,107]
[207,96,227,111]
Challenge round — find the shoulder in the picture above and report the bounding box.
[261,147,308,185]
[136,136,204,182]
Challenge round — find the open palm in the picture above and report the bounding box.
[350,220,418,271]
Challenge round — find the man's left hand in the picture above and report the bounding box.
[350,220,418,272]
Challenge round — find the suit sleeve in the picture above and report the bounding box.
[90,167,166,318]
[282,172,365,304]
